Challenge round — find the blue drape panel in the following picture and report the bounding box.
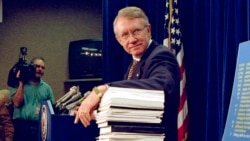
[102,0,250,141]
[179,0,249,140]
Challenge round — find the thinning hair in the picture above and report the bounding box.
[30,57,45,64]
[113,6,149,34]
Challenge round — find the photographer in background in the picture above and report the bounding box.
[10,57,55,141]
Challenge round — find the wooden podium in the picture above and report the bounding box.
[39,100,99,141]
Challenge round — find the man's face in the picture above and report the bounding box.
[115,17,151,58]
[33,59,45,78]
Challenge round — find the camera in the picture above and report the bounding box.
[7,47,36,87]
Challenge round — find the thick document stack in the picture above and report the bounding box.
[95,87,165,141]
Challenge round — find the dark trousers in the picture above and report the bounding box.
[13,119,39,141]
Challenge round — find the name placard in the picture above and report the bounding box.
[222,41,250,141]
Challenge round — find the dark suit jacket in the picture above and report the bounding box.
[109,40,180,141]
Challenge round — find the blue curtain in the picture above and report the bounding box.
[180,0,250,141]
[102,0,250,141]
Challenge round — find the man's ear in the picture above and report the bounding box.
[146,24,151,33]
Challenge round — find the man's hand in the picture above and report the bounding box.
[74,91,100,127]
[74,85,109,127]
[16,70,20,78]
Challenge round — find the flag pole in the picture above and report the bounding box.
[168,0,173,51]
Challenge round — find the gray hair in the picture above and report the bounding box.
[113,6,149,34]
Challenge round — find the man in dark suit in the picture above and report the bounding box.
[74,6,180,141]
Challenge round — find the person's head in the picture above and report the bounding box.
[30,57,46,79]
[113,6,151,58]
[0,89,10,106]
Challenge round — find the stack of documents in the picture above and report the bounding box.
[95,87,165,141]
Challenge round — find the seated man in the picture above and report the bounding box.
[74,6,180,141]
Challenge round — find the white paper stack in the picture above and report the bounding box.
[95,87,165,141]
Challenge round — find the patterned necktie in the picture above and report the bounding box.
[127,60,139,80]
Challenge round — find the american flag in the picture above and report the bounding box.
[163,0,189,141]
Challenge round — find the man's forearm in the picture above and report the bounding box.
[12,82,24,107]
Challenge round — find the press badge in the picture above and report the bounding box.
[36,107,40,114]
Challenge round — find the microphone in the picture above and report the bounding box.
[66,91,91,110]
[61,92,82,109]
[55,86,79,108]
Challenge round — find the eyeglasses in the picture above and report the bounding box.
[118,25,148,41]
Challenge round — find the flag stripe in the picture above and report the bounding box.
[179,80,186,112]
[178,99,188,128]
[177,46,185,80]
[178,112,189,141]
[164,0,188,141]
